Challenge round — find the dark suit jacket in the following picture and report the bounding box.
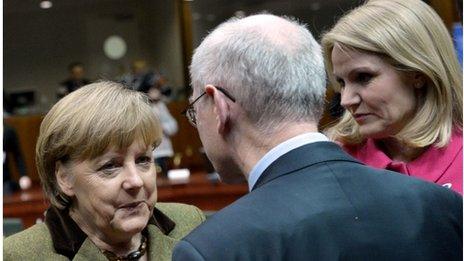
[173,142,462,261]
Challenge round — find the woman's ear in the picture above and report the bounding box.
[56,161,74,197]
[412,72,426,89]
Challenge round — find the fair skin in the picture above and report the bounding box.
[331,44,425,161]
[193,85,318,182]
[56,140,156,259]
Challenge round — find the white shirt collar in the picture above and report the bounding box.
[247,132,329,191]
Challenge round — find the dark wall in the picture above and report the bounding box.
[189,0,362,49]
[4,0,184,111]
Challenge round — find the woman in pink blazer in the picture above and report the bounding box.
[322,0,462,194]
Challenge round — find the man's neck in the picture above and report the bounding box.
[233,122,319,179]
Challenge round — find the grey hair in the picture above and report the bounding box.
[190,14,326,132]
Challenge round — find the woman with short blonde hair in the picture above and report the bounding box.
[37,81,162,208]
[322,0,462,194]
[5,81,205,260]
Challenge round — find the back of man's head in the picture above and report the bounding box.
[190,14,326,132]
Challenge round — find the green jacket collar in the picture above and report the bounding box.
[45,206,176,259]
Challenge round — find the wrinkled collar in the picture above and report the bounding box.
[45,205,176,259]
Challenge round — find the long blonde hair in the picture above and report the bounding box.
[321,0,462,148]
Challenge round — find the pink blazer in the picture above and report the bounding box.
[343,129,462,195]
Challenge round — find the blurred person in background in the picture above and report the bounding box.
[4,81,204,260]
[121,59,170,96]
[147,85,178,177]
[57,62,91,99]
[322,0,462,194]
[3,123,32,194]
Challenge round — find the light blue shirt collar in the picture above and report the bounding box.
[247,132,329,191]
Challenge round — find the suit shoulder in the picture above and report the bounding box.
[409,177,463,212]
[328,161,462,216]
[4,223,64,260]
[181,195,270,244]
[156,202,206,237]
[375,166,461,201]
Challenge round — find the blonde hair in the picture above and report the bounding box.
[36,81,162,209]
[321,0,462,147]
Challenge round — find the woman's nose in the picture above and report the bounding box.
[122,165,144,190]
[340,87,361,109]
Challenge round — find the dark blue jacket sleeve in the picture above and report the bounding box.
[173,240,206,261]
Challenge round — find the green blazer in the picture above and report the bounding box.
[4,203,205,260]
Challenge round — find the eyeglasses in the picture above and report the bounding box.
[182,86,236,127]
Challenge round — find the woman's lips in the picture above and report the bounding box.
[353,113,371,123]
[119,201,144,209]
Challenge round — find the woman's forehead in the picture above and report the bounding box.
[103,140,153,155]
[76,139,153,163]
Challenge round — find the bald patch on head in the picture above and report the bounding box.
[237,14,293,29]
[211,14,303,52]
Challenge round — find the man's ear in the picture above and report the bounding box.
[56,161,75,197]
[205,85,231,135]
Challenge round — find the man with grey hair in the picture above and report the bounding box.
[173,14,462,260]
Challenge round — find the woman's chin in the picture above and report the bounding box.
[111,205,151,234]
[358,124,391,140]
[116,217,149,234]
